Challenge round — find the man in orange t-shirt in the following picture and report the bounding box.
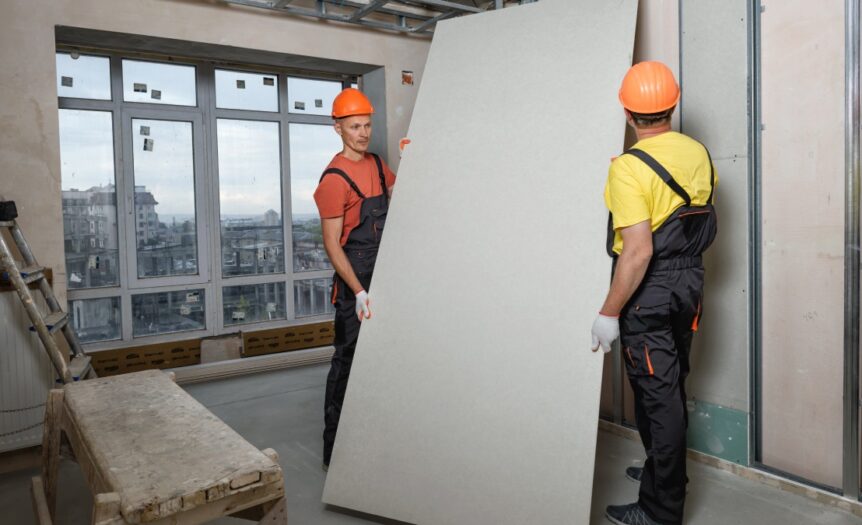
[314,88,396,471]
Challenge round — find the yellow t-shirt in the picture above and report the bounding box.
[604,131,717,254]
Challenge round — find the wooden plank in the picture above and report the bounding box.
[92,493,122,525]
[40,389,63,521]
[62,401,112,494]
[142,481,284,525]
[61,370,283,522]
[30,476,53,525]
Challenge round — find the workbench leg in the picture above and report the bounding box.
[30,476,53,525]
[92,492,123,525]
[257,496,287,524]
[41,389,64,521]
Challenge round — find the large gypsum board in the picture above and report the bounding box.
[322,0,638,523]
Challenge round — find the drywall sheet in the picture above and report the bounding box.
[760,0,844,488]
[322,1,637,523]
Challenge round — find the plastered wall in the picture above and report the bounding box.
[0,0,430,305]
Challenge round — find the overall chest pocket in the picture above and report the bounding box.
[370,206,387,240]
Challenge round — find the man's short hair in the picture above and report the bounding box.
[629,107,674,127]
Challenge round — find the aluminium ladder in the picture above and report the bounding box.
[0,200,94,384]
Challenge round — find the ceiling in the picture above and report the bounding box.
[221,0,540,36]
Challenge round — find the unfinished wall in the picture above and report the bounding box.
[759,0,845,489]
[0,0,430,305]
[680,0,751,463]
[596,1,753,465]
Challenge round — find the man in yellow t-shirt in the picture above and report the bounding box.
[591,61,718,525]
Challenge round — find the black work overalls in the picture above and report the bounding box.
[607,146,717,525]
[321,153,389,466]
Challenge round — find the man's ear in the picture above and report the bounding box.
[623,109,634,127]
[333,120,343,137]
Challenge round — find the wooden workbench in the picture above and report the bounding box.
[30,370,287,524]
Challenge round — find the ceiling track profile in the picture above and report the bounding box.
[222,0,541,36]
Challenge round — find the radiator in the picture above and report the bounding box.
[0,291,55,452]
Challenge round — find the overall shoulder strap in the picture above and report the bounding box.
[320,168,366,199]
[625,148,691,206]
[368,153,389,203]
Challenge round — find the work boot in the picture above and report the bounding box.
[605,503,660,525]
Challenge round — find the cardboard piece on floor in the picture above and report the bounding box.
[322,1,637,523]
[200,334,242,364]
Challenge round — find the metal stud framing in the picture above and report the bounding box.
[221,0,540,35]
[844,0,861,501]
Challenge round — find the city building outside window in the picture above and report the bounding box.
[57,49,354,347]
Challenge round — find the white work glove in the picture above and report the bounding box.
[355,290,372,321]
[591,313,620,354]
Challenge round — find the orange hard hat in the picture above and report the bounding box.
[618,61,680,114]
[332,88,374,119]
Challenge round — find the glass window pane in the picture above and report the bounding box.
[56,53,111,100]
[68,297,121,343]
[122,59,196,106]
[223,282,286,326]
[132,289,205,337]
[59,110,120,289]
[294,278,335,318]
[215,69,278,112]
[288,77,342,116]
[217,119,284,277]
[131,119,198,278]
[289,123,343,272]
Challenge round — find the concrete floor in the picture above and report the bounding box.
[0,364,858,525]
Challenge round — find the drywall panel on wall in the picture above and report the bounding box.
[689,157,749,409]
[680,0,750,160]
[680,0,750,413]
[760,0,844,488]
[321,1,637,523]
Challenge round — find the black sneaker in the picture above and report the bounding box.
[605,503,660,525]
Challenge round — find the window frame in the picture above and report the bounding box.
[58,47,360,350]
